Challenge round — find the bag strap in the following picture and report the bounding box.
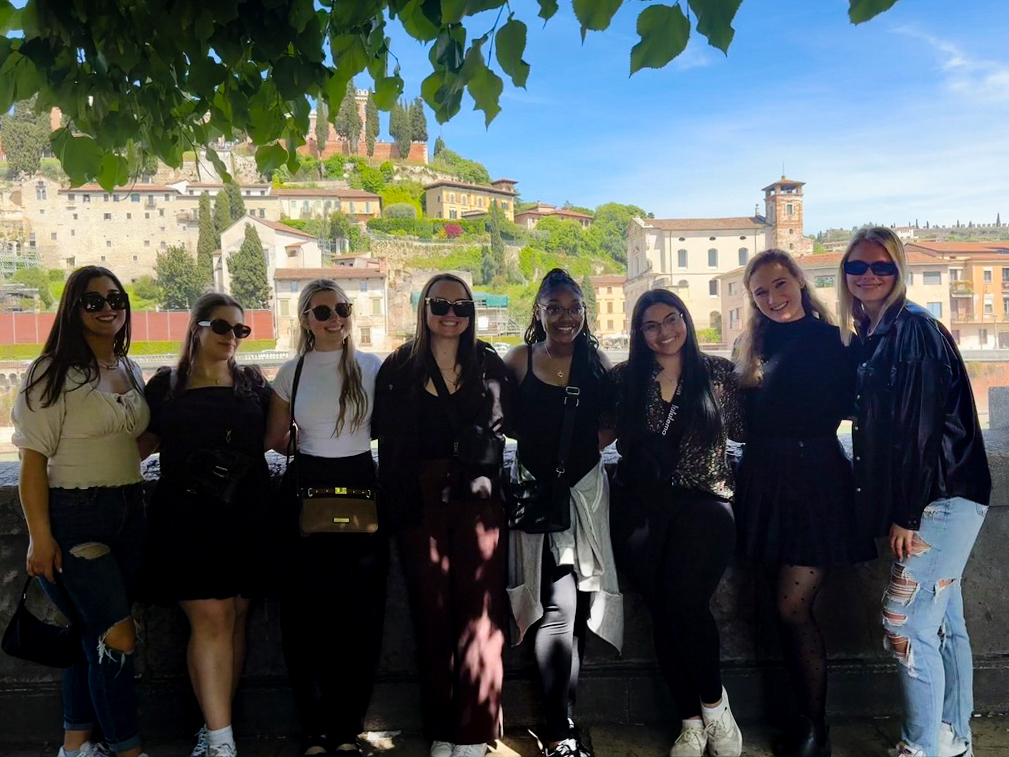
[552,343,581,480]
[286,355,306,490]
[427,356,463,457]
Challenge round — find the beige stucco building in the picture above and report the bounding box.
[624,178,815,330]
[515,203,593,230]
[273,187,381,225]
[424,179,518,221]
[591,274,627,336]
[718,252,951,348]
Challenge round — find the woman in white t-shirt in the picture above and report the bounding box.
[265,278,385,757]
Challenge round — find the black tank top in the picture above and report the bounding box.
[515,343,610,484]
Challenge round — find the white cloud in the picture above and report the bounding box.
[894,26,1009,104]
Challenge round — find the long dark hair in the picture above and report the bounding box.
[408,273,483,390]
[620,288,722,448]
[172,292,265,397]
[24,265,137,408]
[523,268,607,383]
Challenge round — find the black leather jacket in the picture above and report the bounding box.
[852,298,990,533]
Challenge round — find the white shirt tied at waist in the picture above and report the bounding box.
[507,457,624,653]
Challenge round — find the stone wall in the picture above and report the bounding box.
[2,428,1009,742]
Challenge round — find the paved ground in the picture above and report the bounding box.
[6,717,1009,757]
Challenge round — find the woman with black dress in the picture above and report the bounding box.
[609,288,744,757]
[265,279,385,757]
[374,273,510,757]
[141,292,271,757]
[734,249,875,757]
[505,269,622,757]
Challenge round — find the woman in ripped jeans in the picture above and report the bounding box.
[839,227,990,757]
[13,266,152,757]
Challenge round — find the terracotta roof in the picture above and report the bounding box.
[907,241,1009,255]
[274,188,381,200]
[761,176,806,191]
[794,252,945,268]
[250,218,316,239]
[59,184,176,193]
[491,178,518,184]
[641,216,768,231]
[424,179,516,196]
[188,182,271,188]
[275,267,386,280]
[591,274,627,287]
[516,208,593,220]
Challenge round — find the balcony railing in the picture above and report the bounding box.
[950,280,973,296]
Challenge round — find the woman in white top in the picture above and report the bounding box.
[12,266,151,757]
[265,278,385,757]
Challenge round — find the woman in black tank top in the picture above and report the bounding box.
[504,269,621,757]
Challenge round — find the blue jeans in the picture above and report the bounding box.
[881,496,987,756]
[41,484,146,754]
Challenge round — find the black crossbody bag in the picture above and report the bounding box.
[2,576,82,668]
[287,355,380,535]
[505,355,581,534]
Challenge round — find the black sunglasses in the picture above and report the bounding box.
[306,303,353,321]
[80,291,129,313]
[198,319,251,339]
[426,297,475,318]
[843,260,898,277]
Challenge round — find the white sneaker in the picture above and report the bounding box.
[940,723,971,757]
[208,745,238,757]
[191,726,210,757]
[669,721,707,757]
[892,744,926,757]
[702,689,743,757]
[451,745,487,757]
[431,741,455,757]
[59,743,113,757]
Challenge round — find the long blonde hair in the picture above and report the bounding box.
[296,279,368,435]
[735,248,834,387]
[836,226,908,345]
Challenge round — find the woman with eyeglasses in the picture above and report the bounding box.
[608,289,744,757]
[264,279,385,757]
[504,268,621,757]
[732,249,874,757]
[839,227,989,757]
[374,273,511,757]
[139,293,270,757]
[12,266,152,757]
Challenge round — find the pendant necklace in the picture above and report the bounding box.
[544,342,566,379]
[97,356,119,370]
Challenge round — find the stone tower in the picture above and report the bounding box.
[763,176,812,254]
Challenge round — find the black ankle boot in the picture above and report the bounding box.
[777,716,831,757]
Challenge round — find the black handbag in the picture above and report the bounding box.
[1,577,82,668]
[427,359,505,473]
[184,448,254,506]
[287,355,380,535]
[506,370,582,534]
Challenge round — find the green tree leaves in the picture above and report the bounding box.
[155,245,204,311]
[0,0,906,185]
[630,5,689,74]
[228,224,271,310]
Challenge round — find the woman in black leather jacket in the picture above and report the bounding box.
[838,226,990,757]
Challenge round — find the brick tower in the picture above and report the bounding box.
[763,176,812,254]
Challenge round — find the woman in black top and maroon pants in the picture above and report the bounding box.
[375,274,511,757]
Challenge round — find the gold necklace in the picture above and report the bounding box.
[97,356,119,370]
[543,343,566,379]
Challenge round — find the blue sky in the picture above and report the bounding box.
[378,0,1009,234]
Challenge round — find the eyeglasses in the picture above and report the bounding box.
[539,303,585,319]
[198,319,252,339]
[80,291,129,313]
[426,297,475,317]
[843,260,898,277]
[641,311,684,336]
[306,303,353,321]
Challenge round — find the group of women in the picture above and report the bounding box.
[13,224,989,757]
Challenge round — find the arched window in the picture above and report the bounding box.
[677,249,688,268]
[709,279,719,297]
[738,247,748,265]
[708,248,718,267]
[677,279,689,289]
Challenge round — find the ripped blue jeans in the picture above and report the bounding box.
[41,484,146,754]
[881,496,987,757]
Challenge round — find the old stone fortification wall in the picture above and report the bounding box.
[2,424,1008,741]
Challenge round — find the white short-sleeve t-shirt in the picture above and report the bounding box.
[273,349,381,458]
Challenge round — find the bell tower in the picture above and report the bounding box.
[763,176,811,254]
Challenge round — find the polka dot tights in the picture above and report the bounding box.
[774,565,827,721]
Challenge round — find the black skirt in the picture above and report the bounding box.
[734,436,876,567]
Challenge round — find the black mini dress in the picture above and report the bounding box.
[734,315,877,567]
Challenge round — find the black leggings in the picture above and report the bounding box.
[534,543,591,742]
[611,484,735,719]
